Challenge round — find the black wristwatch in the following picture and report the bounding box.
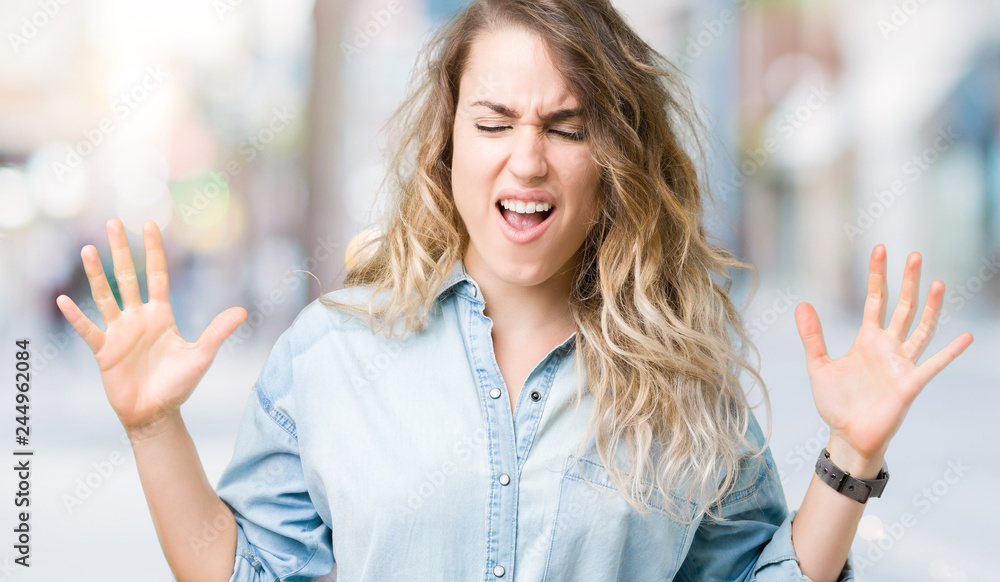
[815,448,889,504]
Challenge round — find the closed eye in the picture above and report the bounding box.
[475,124,510,133]
[551,129,587,141]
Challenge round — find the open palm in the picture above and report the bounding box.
[56,219,247,434]
[793,245,974,467]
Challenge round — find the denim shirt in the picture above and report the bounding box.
[215,258,855,581]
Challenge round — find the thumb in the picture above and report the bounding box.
[794,302,829,367]
[195,306,248,357]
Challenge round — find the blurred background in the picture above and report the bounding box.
[0,0,996,580]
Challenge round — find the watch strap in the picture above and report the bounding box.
[815,448,889,503]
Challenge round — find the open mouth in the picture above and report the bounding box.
[495,201,554,231]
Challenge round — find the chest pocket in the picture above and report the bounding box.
[540,454,700,582]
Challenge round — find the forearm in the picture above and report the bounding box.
[790,437,883,582]
[128,410,237,582]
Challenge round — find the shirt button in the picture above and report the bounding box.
[498,473,510,485]
[493,565,505,577]
[530,391,540,401]
[489,387,501,399]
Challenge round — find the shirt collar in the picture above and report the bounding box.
[433,257,577,354]
[433,256,483,305]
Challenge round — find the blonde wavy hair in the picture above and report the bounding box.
[323,0,771,524]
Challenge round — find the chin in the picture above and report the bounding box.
[494,259,552,287]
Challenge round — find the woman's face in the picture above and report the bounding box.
[451,26,603,291]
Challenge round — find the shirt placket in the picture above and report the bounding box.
[457,284,516,580]
[456,279,575,581]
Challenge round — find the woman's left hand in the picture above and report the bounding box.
[793,244,974,476]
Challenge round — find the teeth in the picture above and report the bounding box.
[499,200,552,214]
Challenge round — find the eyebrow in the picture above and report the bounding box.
[471,100,582,123]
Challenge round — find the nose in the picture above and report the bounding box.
[506,126,548,182]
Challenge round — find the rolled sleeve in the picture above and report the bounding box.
[215,331,335,581]
[754,509,854,581]
[677,413,854,581]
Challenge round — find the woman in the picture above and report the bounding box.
[55,1,973,581]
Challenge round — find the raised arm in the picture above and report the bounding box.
[790,244,973,581]
[56,218,248,581]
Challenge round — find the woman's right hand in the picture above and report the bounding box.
[56,218,247,439]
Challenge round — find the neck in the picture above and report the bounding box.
[463,247,579,340]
